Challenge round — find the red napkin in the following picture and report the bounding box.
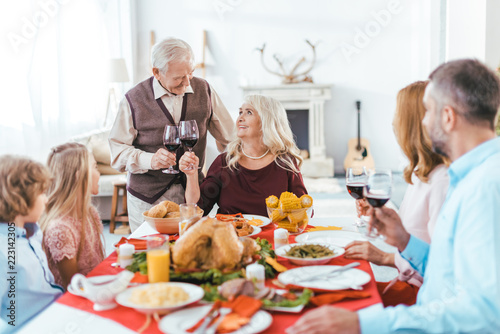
[309,290,371,306]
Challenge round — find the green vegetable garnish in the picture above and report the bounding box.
[261,289,313,308]
[126,252,147,274]
[255,238,277,278]
[201,282,312,308]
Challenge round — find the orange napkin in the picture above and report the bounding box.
[114,235,163,251]
[130,272,148,284]
[218,295,262,333]
[216,213,244,221]
[306,226,343,232]
[310,290,371,306]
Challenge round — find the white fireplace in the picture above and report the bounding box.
[241,83,334,177]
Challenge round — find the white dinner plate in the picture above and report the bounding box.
[295,230,367,247]
[67,275,118,295]
[278,265,371,291]
[116,282,204,314]
[158,304,272,334]
[242,214,271,228]
[247,226,262,237]
[275,243,345,266]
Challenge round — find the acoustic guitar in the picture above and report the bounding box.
[343,101,375,171]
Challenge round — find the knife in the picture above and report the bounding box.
[193,301,222,334]
[293,262,360,283]
[205,308,231,334]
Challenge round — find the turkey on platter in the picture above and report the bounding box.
[172,217,260,271]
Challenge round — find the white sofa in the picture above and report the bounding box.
[72,128,126,221]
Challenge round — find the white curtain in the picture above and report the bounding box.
[0,0,129,162]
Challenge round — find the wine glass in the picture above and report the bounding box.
[346,167,368,227]
[179,120,199,170]
[162,124,180,174]
[363,169,392,239]
[178,203,199,236]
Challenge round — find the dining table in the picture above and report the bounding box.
[19,216,384,334]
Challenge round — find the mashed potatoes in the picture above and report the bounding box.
[129,283,189,307]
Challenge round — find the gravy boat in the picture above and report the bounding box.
[70,270,134,311]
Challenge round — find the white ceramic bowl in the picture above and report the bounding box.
[275,242,345,266]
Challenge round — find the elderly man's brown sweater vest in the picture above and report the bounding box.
[125,76,211,204]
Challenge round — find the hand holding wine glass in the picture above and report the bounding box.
[368,206,411,252]
[179,152,199,175]
[179,120,199,171]
[162,124,180,174]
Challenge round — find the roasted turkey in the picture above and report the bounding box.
[172,216,260,271]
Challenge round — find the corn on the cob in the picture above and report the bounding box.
[266,195,279,208]
[300,194,313,208]
[277,218,299,233]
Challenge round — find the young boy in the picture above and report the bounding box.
[0,155,63,332]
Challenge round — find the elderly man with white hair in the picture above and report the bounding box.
[109,37,234,231]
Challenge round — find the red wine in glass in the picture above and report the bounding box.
[364,170,392,207]
[345,167,368,226]
[346,183,365,200]
[363,169,392,239]
[365,195,390,207]
[180,137,198,149]
[179,120,199,171]
[162,124,180,174]
[165,143,180,152]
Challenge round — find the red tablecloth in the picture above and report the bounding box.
[57,224,381,333]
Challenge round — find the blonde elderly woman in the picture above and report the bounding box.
[179,94,308,216]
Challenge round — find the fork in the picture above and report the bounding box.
[294,262,360,283]
[205,308,231,334]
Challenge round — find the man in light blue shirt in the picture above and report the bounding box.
[287,59,500,334]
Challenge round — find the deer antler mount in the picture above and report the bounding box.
[256,40,317,84]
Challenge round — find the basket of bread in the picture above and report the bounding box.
[266,192,313,234]
[143,201,203,234]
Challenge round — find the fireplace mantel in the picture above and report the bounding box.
[241,83,334,177]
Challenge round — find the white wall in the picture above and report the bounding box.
[133,0,445,174]
[485,0,500,69]
[446,0,500,69]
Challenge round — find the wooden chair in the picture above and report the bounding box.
[110,180,130,234]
